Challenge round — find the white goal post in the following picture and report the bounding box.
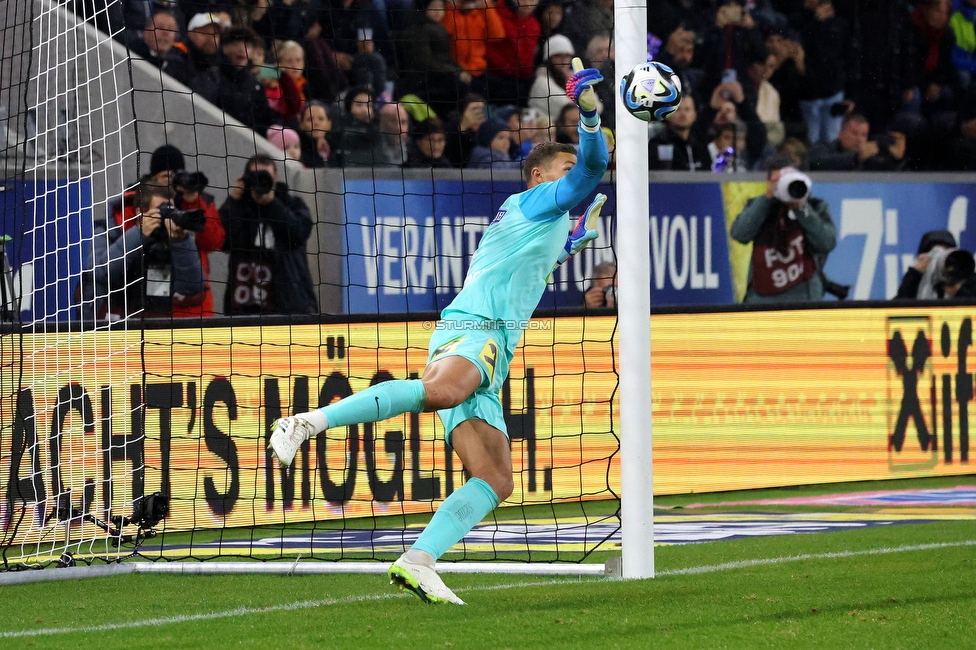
[615,0,655,579]
[0,0,653,583]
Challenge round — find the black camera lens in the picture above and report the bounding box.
[157,202,206,232]
[787,180,808,199]
[243,169,276,195]
[174,170,209,193]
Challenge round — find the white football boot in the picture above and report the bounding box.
[388,552,465,605]
[269,415,316,467]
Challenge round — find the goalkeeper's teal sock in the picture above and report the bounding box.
[411,477,500,560]
[317,379,426,430]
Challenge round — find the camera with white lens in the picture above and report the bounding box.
[774,168,812,205]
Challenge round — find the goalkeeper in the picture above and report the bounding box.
[270,59,609,605]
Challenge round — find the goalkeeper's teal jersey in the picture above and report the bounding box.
[443,124,609,345]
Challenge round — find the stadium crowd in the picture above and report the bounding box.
[69,0,976,319]
[72,0,976,172]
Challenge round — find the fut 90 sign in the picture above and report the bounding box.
[2,308,974,543]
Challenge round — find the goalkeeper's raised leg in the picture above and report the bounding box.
[271,57,609,604]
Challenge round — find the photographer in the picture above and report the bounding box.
[219,155,318,315]
[109,145,225,316]
[894,230,974,300]
[730,156,837,304]
[81,182,206,322]
[940,250,976,299]
[584,262,616,308]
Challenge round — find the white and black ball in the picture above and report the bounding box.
[619,61,683,122]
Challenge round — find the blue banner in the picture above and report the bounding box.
[0,179,93,322]
[817,182,976,301]
[341,177,976,312]
[342,179,735,313]
[649,183,735,305]
[343,179,619,313]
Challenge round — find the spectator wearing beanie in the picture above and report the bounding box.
[529,34,596,124]
[266,125,303,162]
[467,118,520,168]
[106,144,185,234]
[405,118,453,167]
[113,144,225,317]
[150,144,185,185]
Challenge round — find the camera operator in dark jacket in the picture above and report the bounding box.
[730,156,838,304]
[219,155,318,315]
[941,250,976,299]
[896,232,976,300]
[895,229,957,300]
[80,182,206,322]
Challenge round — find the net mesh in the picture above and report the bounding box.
[0,0,620,571]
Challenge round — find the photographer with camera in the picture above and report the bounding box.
[219,154,318,315]
[730,156,838,304]
[893,230,976,300]
[106,145,225,317]
[583,262,616,308]
[81,181,207,322]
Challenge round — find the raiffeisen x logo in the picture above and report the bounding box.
[887,327,932,453]
[886,315,972,469]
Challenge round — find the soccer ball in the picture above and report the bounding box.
[620,61,682,122]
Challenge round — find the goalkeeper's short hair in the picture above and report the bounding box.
[523,142,577,183]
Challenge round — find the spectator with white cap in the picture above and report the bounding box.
[528,33,600,123]
[166,12,228,88]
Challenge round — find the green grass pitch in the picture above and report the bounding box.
[1,477,974,649]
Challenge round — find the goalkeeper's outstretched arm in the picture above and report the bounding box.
[552,58,610,212]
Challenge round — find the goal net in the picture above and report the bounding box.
[1,0,622,574]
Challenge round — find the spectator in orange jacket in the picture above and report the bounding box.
[442,0,506,100]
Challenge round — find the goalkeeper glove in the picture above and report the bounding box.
[557,193,607,265]
[565,57,602,126]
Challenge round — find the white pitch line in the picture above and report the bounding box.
[0,579,577,639]
[656,539,976,576]
[3,540,974,639]
[0,592,408,639]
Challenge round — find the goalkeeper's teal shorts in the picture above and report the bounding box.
[425,315,512,444]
